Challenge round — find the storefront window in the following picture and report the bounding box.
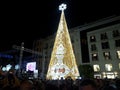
[105,64,112,71]
[117,50,120,59]
[93,64,100,72]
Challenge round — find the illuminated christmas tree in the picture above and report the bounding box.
[46,3,80,80]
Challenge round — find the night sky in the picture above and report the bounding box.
[0,0,120,52]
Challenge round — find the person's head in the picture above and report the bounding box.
[103,85,117,90]
[79,78,97,90]
[20,80,34,90]
[7,72,15,86]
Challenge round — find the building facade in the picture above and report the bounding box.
[87,23,120,79]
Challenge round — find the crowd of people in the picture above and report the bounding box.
[0,69,120,90]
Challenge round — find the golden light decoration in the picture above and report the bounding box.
[46,3,80,80]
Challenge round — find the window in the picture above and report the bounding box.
[101,42,109,49]
[112,30,120,37]
[115,39,120,47]
[105,64,112,71]
[117,50,120,59]
[50,43,53,48]
[93,65,100,72]
[81,39,87,44]
[119,63,120,69]
[101,32,108,40]
[91,53,98,61]
[103,52,111,60]
[91,44,97,51]
[71,39,74,43]
[90,36,96,42]
[44,43,48,49]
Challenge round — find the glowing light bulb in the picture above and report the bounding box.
[59,3,67,11]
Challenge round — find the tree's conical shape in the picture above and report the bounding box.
[46,11,80,80]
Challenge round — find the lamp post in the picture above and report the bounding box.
[40,49,45,79]
[18,42,24,77]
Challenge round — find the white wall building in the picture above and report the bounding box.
[87,23,120,79]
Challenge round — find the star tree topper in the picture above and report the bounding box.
[59,3,67,11]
